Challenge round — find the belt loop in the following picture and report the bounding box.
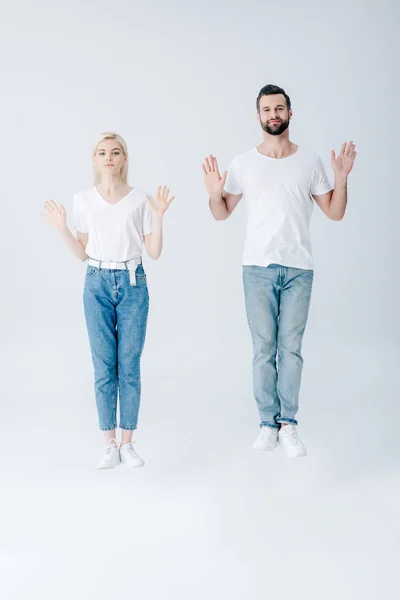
[98,261,102,270]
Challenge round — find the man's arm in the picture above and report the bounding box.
[202,155,242,220]
[313,141,357,221]
[209,189,243,220]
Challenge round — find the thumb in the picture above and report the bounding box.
[331,150,335,161]
[60,203,66,214]
[146,195,153,206]
[221,170,228,183]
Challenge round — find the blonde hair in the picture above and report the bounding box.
[92,132,129,185]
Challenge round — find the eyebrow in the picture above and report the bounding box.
[97,147,121,151]
[262,104,285,109]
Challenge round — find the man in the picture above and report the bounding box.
[202,84,356,458]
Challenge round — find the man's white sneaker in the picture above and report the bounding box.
[253,426,279,451]
[278,424,307,458]
[120,442,145,468]
[97,439,121,469]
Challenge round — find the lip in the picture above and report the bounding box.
[105,164,114,167]
[269,120,282,124]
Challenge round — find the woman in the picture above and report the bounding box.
[42,132,174,469]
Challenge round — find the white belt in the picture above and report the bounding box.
[87,256,142,286]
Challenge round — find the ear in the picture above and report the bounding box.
[256,111,260,123]
[289,109,293,120]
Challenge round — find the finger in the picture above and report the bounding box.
[60,203,66,214]
[164,187,170,201]
[146,195,153,206]
[346,141,353,155]
[167,195,175,204]
[49,200,60,213]
[221,170,228,183]
[331,150,336,161]
[209,155,216,172]
[213,156,221,177]
[44,201,55,212]
[202,164,208,175]
[205,157,212,172]
[340,143,346,155]
[353,151,357,160]
[156,185,161,199]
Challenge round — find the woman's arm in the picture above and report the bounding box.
[41,200,88,262]
[144,186,174,260]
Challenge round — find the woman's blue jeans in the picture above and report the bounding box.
[83,264,149,431]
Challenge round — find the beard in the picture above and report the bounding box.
[261,118,290,136]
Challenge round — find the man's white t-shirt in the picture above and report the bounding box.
[73,187,152,262]
[224,146,333,270]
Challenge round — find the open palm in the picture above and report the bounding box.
[202,155,227,198]
[146,186,175,217]
[41,200,67,231]
[331,141,357,178]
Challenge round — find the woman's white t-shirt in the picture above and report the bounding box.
[73,187,152,262]
[224,146,333,270]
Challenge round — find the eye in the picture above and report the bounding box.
[112,151,120,155]
[98,152,105,156]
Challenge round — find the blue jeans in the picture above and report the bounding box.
[83,264,149,431]
[243,264,314,429]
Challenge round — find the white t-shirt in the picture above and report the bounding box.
[224,146,333,270]
[73,186,152,262]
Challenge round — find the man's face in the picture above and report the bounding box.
[257,94,292,136]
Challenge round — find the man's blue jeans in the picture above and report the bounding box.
[83,264,149,431]
[243,264,314,429]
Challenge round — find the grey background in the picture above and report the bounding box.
[1,0,398,598]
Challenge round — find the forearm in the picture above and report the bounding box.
[147,214,163,259]
[329,175,348,221]
[60,227,88,261]
[209,192,229,220]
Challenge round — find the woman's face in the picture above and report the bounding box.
[93,138,126,179]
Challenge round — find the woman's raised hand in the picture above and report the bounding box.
[146,186,175,218]
[41,200,67,232]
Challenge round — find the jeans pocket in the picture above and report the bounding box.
[86,266,97,278]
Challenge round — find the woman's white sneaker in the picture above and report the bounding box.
[120,442,145,468]
[97,439,121,469]
[278,424,307,458]
[253,426,279,451]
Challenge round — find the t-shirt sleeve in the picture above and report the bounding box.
[142,195,153,236]
[72,193,89,233]
[311,157,333,196]
[223,156,243,195]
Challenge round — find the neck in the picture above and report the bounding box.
[258,131,296,158]
[97,174,125,194]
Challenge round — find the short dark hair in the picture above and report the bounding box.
[256,84,291,112]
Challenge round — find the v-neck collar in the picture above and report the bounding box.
[94,186,135,207]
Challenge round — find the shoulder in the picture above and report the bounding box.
[73,187,95,203]
[229,148,256,168]
[297,147,325,169]
[131,187,149,204]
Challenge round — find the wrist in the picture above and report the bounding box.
[209,192,223,203]
[151,212,164,223]
[333,172,348,186]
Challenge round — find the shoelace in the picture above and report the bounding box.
[282,427,301,445]
[104,439,119,455]
[121,442,137,455]
[261,427,276,439]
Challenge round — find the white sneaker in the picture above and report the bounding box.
[97,439,121,469]
[120,442,145,468]
[278,424,307,458]
[253,426,279,451]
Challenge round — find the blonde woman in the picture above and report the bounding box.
[42,132,174,469]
